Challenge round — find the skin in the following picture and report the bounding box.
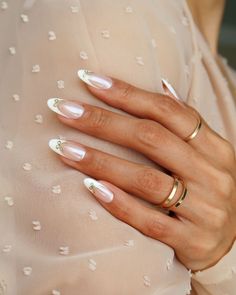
[187,0,226,56]
[50,1,236,271]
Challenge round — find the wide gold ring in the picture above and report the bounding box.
[184,115,202,142]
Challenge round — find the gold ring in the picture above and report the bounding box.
[174,186,188,208]
[159,176,179,208]
[158,177,188,209]
[184,115,202,142]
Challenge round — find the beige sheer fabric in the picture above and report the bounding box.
[0,0,235,294]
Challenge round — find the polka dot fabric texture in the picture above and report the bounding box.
[0,0,235,294]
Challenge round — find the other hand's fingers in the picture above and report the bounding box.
[48,98,201,180]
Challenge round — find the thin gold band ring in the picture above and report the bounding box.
[185,116,202,142]
[158,177,187,209]
[160,176,179,208]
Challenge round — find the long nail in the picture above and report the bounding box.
[49,139,86,161]
[161,78,182,100]
[78,69,113,89]
[47,98,84,119]
[83,178,114,203]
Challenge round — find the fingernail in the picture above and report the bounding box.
[78,69,113,90]
[49,139,86,161]
[47,98,84,119]
[83,178,114,203]
[161,78,182,100]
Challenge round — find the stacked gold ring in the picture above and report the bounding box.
[159,176,188,209]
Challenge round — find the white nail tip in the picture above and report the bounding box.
[161,78,180,100]
[83,178,114,203]
[48,139,65,156]
[77,69,113,89]
[47,98,65,116]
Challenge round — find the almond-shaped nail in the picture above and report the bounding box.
[49,139,86,161]
[78,69,113,89]
[83,178,114,203]
[161,78,182,100]
[47,98,84,119]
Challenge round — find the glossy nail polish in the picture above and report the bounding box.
[49,139,86,161]
[47,98,84,119]
[161,78,181,100]
[78,69,113,89]
[83,178,114,203]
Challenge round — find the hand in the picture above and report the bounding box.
[47,70,236,271]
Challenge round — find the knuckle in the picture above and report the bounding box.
[114,202,132,222]
[91,154,110,175]
[209,208,229,230]
[144,215,166,238]
[118,82,135,100]
[214,170,235,198]
[156,94,180,115]
[86,108,110,130]
[133,167,162,196]
[222,140,236,164]
[135,120,164,147]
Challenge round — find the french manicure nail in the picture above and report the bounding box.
[49,139,86,161]
[83,178,114,203]
[161,78,182,100]
[78,69,113,90]
[47,98,84,119]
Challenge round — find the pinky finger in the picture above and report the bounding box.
[83,177,184,249]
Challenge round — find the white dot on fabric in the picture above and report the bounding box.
[57,80,65,89]
[0,280,7,293]
[125,6,133,13]
[5,140,13,150]
[23,266,32,276]
[32,64,40,73]
[12,94,20,101]
[71,6,79,13]
[88,258,97,271]
[34,114,43,124]
[48,31,56,41]
[166,258,173,271]
[32,220,41,231]
[2,244,12,253]
[80,51,88,60]
[52,185,61,194]
[1,1,8,10]
[88,209,98,221]
[51,290,61,295]
[124,240,134,247]
[23,163,32,171]
[101,30,110,39]
[4,196,14,206]
[151,38,157,48]
[136,56,144,66]
[143,275,151,287]
[181,16,189,26]
[59,246,69,255]
[21,14,29,22]
[9,47,16,55]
